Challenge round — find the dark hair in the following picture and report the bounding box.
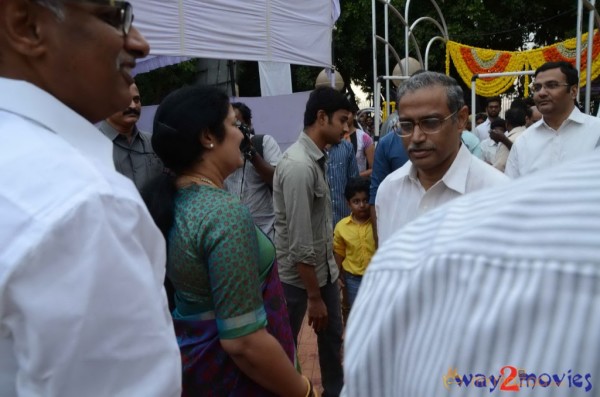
[525,106,533,119]
[504,108,526,128]
[510,98,527,111]
[490,118,506,130]
[231,102,252,125]
[143,86,230,239]
[303,86,352,127]
[475,113,487,123]
[523,97,535,108]
[152,85,230,174]
[486,96,501,106]
[344,176,371,201]
[534,61,579,86]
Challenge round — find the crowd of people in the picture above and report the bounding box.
[1,1,599,396]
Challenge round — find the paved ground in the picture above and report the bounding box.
[297,315,324,394]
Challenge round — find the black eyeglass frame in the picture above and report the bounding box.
[392,110,458,138]
[68,0,134,35]
[529,81,572,93]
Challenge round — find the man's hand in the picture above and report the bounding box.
[490,130,504,143]
[307,296,328,333]
[489,129,504,144]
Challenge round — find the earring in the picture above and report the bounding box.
[209,143,214,148]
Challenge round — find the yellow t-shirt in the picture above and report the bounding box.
[333,215,376,276]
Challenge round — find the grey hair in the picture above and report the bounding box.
[33,0,65,20]
[396,71,465,120]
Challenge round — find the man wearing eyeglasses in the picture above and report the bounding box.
[375,72,508,245]
[0,1,181,396]
[505,61,600,178]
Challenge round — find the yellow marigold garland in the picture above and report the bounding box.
[446,30,600,97]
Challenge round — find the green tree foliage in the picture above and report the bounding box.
[135,60,198,105]
[333,0,578,99]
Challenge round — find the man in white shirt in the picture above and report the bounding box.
[342,150,600,397]
[505,61,600,178]
[475,96,502,141]
[376,72,508,245]
[0,1,181,396]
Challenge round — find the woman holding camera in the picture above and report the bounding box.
[145,86,315,396]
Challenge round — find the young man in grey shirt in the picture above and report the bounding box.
[273,87,351,397]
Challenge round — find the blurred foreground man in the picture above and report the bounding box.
[343,147,600,397]
[0,1,181,396]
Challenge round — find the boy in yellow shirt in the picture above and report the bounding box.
[333,177,376,310]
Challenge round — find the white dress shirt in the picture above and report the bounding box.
[343,149,600,397]
[0,78,181,397]
[475,118,491,141]
[375,144,508,244]
[505,107,600,178]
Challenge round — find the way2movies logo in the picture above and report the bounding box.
[442,366,592,393]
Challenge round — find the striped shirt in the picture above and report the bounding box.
[326,140,359,227]
[342,149,600,397]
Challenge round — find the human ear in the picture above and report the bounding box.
[317,109,329,126]
[198,129,216,150]
[456,105,469,131]
[1,0,49,58]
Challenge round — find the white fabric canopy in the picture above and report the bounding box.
[130,0,339,67]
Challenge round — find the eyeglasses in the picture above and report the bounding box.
[68,0,134,36]
[529,81,571,93]
[392,111,457,137]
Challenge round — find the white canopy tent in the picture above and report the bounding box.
[130,0,340,68]
[129,0,341,146]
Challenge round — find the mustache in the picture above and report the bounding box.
[122,108,140,116]
[408,144,435,152]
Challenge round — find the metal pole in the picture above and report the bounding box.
[227,60,236,97]
[405,0,411,80]
[384,1,390,119]
[585,0,595,113]
[576,0,584,103]
[471,78,477,133]
[372,0,377,109]
[374,80,381,138]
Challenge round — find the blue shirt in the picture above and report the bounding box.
[461,131,483,159]
[326,140,359,227]
[369,132,409,205]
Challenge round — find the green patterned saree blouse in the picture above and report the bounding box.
[168,184,275,339]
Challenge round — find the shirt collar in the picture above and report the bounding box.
[540,106,585,130]
[346,216,372,225]
[408,144,472,194]
[99,119,140,142]
[440,144,472,194]
[299,131,326,163]
[0,77,115,170]
[566,106,586,124]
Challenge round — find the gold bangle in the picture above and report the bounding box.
[302,375,312,397]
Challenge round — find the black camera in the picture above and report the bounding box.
[238,123,256,160]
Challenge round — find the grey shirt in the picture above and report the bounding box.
[224,135,282,238]
[99,121,164,192]
[273,132,339,288]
